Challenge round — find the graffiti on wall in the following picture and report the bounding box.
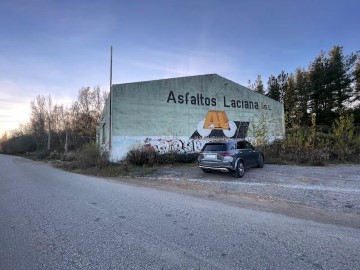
[144,110,249,154]
[144,138,206,154]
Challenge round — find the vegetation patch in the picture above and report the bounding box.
[260,114,360,166]
[125,144,198,166]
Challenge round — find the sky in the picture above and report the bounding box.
[0,0,359,136]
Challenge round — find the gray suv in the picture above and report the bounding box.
[198,139,264,178]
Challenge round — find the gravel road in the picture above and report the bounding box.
[143,163,360,228]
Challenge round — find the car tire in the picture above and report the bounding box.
[233,160,245,178]
[202,168,212,173]
[257,154,264,168]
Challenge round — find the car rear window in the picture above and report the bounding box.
[202,143,227,152]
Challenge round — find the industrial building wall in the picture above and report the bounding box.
[100,74,284,161]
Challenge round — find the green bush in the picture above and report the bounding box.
[35,150,50,160]
[309,148,329,166]
[61,151,77,162]
[125,145,157,166]
[49,151,61,160]
[1,135,36,154]
[262,114,360,165]
[125,145,198,166]
[155,152,198,164]
[173,152,198,163]
[74,143,109,169]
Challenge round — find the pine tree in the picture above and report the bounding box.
[254,75,265,94]
[266,75,281,101]
[294,68,311,125]
[309,51,335,125]
[284,74,297,128]
[327,46,355,114]
[277,71,288,103]
[248,75,265,94]
[354,59,360,101]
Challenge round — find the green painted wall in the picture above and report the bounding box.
[99,74,285,161]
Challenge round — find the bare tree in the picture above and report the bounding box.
[46,95,52,151]
[30,95,47,151]
[70,86,107,146]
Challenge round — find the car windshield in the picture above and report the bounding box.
[203,143,227,152]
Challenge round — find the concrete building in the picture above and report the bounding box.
[98,74,285,162]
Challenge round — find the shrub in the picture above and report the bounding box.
[173,152,198,163]
[262,140,286,164]
[125,145,157,166]
[49,151,61,160]
[332,114,356,160]
[35,150,50,160]
[155,152,198,164]
[61,151,77,162]
[125,144,198,166]
[74,143,109,169]
[1,135,36,154]
[309,148,330,166]
[262,114,359,165]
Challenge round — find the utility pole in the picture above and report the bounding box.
[109,46,112,150]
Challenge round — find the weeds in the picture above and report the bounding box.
[125,144,198,166]
[125,145,157,166]
[56,143,109,171]
[263,114,360,165]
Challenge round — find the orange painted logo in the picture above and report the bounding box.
[203,110,230,130]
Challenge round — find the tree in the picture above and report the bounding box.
[352,58,360,102]
[327,46,356,114]
[0,132,8,152]
[266,71,288,103]
[284,74,297,128]
[1,132,7,142]
[248,75,265,94]
[0,134,36,154]
[70,86,107,147]
[266,75,281,101]
[277,71,288,103]
[308,51,335,125]
[46,95,52,151]
[30,95,47,151]
[294,68,311,125]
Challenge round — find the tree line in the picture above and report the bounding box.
[1,86,107,155]
[248,45,360,128]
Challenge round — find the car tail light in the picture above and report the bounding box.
[219,152,232,156]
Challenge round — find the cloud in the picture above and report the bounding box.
[0,77,78,135]
[128,46,236,79]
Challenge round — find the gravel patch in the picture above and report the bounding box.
[141,164,360,228]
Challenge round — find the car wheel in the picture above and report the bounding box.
[257,154,264,168]
[201,168,212,173]
[233,160,245,178]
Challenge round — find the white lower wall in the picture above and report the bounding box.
[105,135,285,162]
[109,135,209,162]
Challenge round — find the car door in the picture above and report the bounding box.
[236,141,252,167]
[244,141,258,166]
